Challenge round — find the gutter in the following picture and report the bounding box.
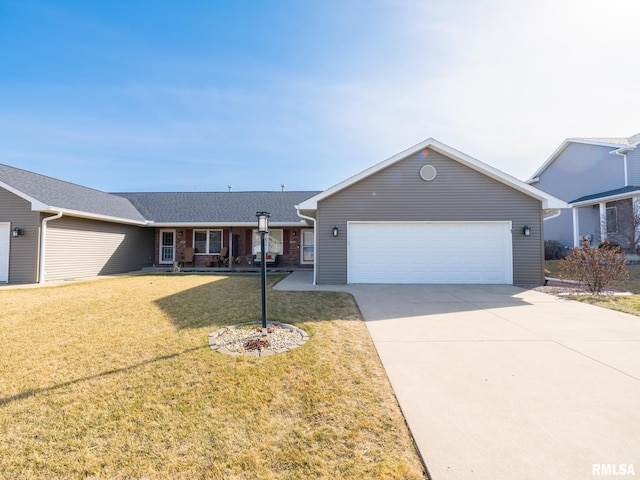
[610,149,629,186]
[295,208,317,285]
[39,211,63,284]
[543,209,562,221]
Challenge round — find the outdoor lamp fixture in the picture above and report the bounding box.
[256,211,271,333]
[332,226,339,237]
[522,225,531,237]
[12,227,22,238]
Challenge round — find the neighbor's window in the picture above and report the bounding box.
[193,230,222,254]
[252,229,283,255]
[606,207,618,234]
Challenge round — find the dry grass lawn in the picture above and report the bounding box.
[0,274,425,479]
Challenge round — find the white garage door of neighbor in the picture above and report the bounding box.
[0,223,10,282]
[348,222,513,284]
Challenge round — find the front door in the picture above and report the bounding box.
[159,229,175,264]
[0,223,9,282]
[301,229,314,264]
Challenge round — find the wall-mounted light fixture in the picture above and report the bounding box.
[522,225,531,237]
[12,227,23,238]
[332,226,339,237]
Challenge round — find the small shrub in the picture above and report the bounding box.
[598,240,621,251]
[545,240,570,260]
[560,238,629,294]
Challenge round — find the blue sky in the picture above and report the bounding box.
[1,0,640,192]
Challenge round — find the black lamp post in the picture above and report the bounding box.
[256,211,270,333]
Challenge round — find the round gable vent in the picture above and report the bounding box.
[420,164,437,182]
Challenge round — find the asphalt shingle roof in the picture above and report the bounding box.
[572,133,640,146]
[569,185,640,204]
[0,163,318,225]
[0,164,146,222]
[114,191,320,224]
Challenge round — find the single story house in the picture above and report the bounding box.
[0,138,565,285]
[527,133,640,251]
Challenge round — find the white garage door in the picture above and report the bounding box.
[348,222,513,284]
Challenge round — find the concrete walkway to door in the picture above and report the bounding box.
[275,271,640,480]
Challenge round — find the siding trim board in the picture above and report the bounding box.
[0,222,10,282]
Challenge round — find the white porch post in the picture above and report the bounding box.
[572,207,580,247]
[599,202,607,243]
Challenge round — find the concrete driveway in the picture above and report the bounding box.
[275,272,640,479]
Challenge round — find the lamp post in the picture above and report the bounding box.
[256,211,270,333]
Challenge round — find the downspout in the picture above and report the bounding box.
[39,211,63,284]
[296,210,317,285]
[612,150,629,186]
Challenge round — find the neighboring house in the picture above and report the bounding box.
[527,133,640,251]
[297,138,565,285]
[0,138,564,286]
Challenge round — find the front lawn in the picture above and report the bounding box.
[0,275,425,479]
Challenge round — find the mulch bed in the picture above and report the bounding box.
[528,279,630,296]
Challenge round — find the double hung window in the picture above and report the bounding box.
[194,230,222,254]
[252,229,283,255]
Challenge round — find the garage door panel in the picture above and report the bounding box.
[348,222,512,284]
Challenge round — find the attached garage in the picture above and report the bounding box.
[296,138,566,286]
[348,222,513,284]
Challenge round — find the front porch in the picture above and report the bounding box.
[154,225,315,270]
[570,187,640,251]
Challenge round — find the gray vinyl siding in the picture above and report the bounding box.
[44,216,154,281]
[542,210,574,247]
[576,207,601,245]
[0,188,40,283]
[627,148,640,186]
[316,148,544,285]
[535,143,625,201]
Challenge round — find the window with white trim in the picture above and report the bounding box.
[252,229,283,255]
[193,229,222,254]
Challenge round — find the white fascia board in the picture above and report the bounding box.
[610,144,638,154]
[0,180,49,211]
[294,206,317,220]
[570,191,640,207]
[298,137,567,211]
[526,140,571,182]
[526,138,628,183]
[45,207,149,226]
[0,181,148,225]
[148,222,305,228]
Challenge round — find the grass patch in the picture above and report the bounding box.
[546,260,640,316]
[0,275,424,479]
